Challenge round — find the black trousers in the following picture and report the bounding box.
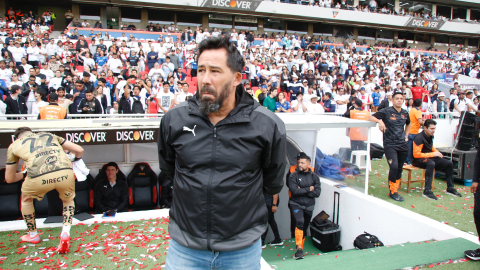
[384,144,409,183]
[412,157,454,191]
[351,140,366,151]
[475,189,480,240]
[290,203,313,238]
[261,204,281,243]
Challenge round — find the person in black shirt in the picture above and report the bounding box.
[465,141,480,260]
[368,91,411,202]
[126,50,139,74]
[77,89,102,114]
[82,72,94,92]
[412,119,461,200]
[94,162,128,214]
[4,85,27,118]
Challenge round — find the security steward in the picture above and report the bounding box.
[412,119,462,200]
[368,91,411,202]
[286,152,315,239]
[344,99,370,150]
[4,127,84,254]
[38,93,68,120]
[288,154,321,260]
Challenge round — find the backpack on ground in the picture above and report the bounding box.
[353,232,384,249]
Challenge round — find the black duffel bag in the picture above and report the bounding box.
[353,232,384,249]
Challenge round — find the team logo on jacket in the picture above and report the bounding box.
[390,114,396,120]
[183,125,196,137]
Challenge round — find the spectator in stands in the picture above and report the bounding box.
[4,85,27,117]
[412,119,461,200]
[161,56,175,80]
[264,88,277,112]
[322,92,336,112]
[77,88,102,114]
[94,21,102,29]
[94,162,129,214]
[65,10,74,26]
[307,95,324,113]
[20,75,38,113]
[156,82,174,114]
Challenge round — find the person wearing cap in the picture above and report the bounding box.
[345,99,370,150]
[454,90,476,115]
[306,95,324,113]
[38,92,67,119]
[287,74,303,101]
[432,92,448,119]
[287,152,321,259]
[368,91,411,202]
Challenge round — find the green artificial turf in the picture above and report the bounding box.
[0,218,169,269]
[331,158,478,237]
[261,237,478,270]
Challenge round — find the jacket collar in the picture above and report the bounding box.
[188,84,258,125]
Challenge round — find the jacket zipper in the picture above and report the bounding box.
[207,126,217,250]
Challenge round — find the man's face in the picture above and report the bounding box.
[424,124,436,137]
[467,93,473,99]
[438,96,444,101]
[297,158,310,172]
[197,48,239,116]
[393,94,404,108]
[75,83,83,91]
[83,76,89,83]
[85,92,93,101]
[163,84,170,92]
[183,84,189,92]
[106,166,118,181]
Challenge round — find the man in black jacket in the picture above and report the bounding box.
[465,137,480,260]
[288,154,321,260]
[77,89,102,114]
[5,85,27,118]
[94,162,129,213]
[158,36,286,269]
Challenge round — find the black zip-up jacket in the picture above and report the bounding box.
[288,167,321,207]
[93,178,129,213]
[158,85,286,252]
[372,106,410,148]
[77,98,102,114]
[4,95,27,115]
[473,147,480,183]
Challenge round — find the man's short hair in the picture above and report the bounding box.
[14,127,32,139]
[49,92,58,101]
[424,119,437,128]
[85,89,93,94]
[413,99,422,107]
[325,92,332,98]
[197,36,245,74]
[10,85,21,94]
[98,78,106,84]
[106,162,119,170]
[76,80,84,85]
[392,91,403,98]
[83,72,90,77]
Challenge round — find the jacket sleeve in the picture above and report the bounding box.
[94,182,108,213]
[413,141,435,159]
[116,181,129,211]
[5,98,12,114]
[473,148,480,183]
[307,174,321,198]
[288,172,309,196]
[76,99,85,113]
[95,99,103,114]
[262,120,287,195]
[157,113,176,181]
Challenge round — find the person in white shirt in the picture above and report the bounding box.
[334,87,350,114]
[307,95,325,113]
[230,28,238,46]
[156,82,174,113]
[48,70,63,90]
[106,53,123,76]
[0,60,12,84]
[26,41,40,67]
[173,83,190,105]
[291,92,308,113]
[45,39,58,59]
[31,90,49,119]
[9,42,26,64]
[357,87,372,111]
[40,64,54,82]
[20,58,33,75]
[148,62,165,82]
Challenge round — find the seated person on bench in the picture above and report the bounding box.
[94,162,129,213]
[412,119,462,200]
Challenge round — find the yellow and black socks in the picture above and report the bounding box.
[21,200,37,236]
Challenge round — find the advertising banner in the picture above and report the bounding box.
[201,0,262,11]
[404,18,445,30]
[0,128,158,149]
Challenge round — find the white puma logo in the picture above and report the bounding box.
[183,125,196,137]
[104,185,107,188]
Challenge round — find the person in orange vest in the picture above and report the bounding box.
[345,99,370,151]
[6,7,16,21]
[38,93,68,119]
[15,9,24,19]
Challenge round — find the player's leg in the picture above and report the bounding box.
[19,193,40,244]
[55,170,76,253]
[384,147,404,201]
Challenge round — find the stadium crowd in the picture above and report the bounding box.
[0,18,479,119]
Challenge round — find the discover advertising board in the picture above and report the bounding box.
[404,18,445,30]
[201,0,261,11]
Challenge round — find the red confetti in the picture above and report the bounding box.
[411,205,415,208]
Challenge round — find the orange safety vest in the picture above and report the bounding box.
[39,104,67,120]
[288,165,315,198]
[349,109,370,141]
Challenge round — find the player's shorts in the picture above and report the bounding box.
[22,169,75,201]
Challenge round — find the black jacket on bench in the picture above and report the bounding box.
[94,178,129,213]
